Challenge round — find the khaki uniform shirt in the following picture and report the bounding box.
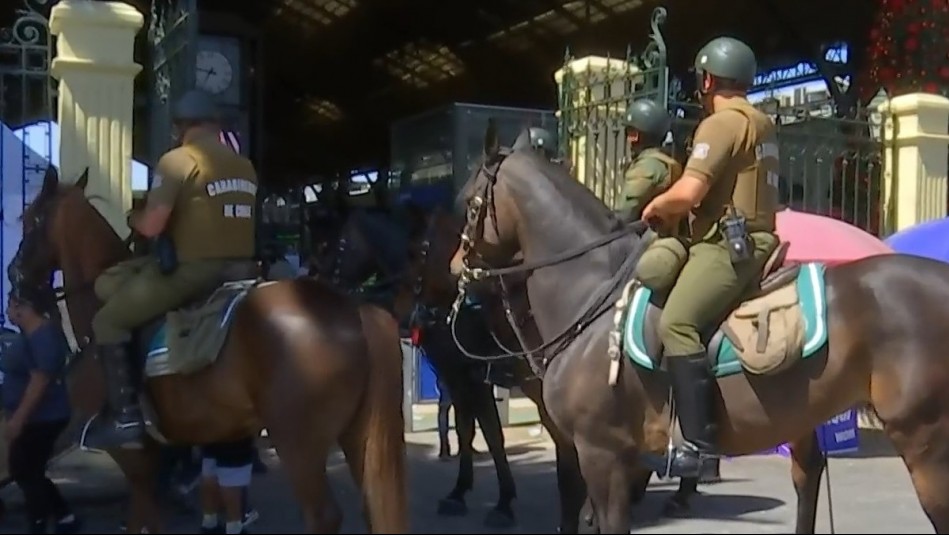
[619,148,687,238]
[147,131,258,262]
[683,97,779,240]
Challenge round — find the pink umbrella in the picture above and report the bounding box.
[775,208,894,266]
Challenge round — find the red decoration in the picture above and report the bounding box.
[859,0,949,102]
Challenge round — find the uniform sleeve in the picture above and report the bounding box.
[147,148,196,207]
[28,325,67,377]
[622,158,668,218]
[684,111,746,185]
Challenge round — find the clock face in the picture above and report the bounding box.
[196,50,234,95]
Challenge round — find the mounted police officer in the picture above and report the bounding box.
[641,37,780,477]
[619,99,690,293]
[618,99,680,224]
[85,88,260,450]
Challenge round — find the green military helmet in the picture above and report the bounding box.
[694,36,757,89]
[172,88,220,123]
[625,99,671,144]
[527,127,556,157]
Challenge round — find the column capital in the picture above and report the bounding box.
[49,0,144,35]
[49,0,144,80]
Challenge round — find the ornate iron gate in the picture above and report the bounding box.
[557,7,669,209]
[556,6,884,236]
[0,0,55,324]
[148,0,198,169]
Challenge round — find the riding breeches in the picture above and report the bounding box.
[92,257,228,345]
[658,231,778,356]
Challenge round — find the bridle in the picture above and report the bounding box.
[449,148,651,378]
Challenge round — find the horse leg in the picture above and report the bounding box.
[437,386,476,516]
[110,447,163,534]
[522,378,587,534]
[583,466,650,533]
[575,439,634,534]
[662,476,697,517]
[270,435,340,533]
[474,383,517,528]
[884,420,949,532]
[787,432,825,534]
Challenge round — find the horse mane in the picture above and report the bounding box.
[504,149,622,235]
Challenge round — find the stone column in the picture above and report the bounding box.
[49,0,144,238]
[878,93,949,232]
[554,56,640,210]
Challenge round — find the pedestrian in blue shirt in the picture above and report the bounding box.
[2,288,79,534]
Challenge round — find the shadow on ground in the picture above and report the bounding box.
[0,425,904,534]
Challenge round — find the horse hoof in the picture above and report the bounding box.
[483,508,516,529]
[437,497,468,516]
[662,497,691,518]
[699,474,723,485]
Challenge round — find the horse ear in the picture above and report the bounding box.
[483,119,500,160]
[75,168,89,191]
[40,165,59,197]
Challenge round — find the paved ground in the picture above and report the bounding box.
[0,425,934,534]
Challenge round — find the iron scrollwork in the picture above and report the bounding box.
[0,0,52,47]
[638,6,668,71]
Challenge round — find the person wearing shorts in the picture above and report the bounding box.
[199,436,257,534]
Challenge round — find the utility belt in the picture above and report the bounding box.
[153,234,259,280]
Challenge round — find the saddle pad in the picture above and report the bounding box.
[623,262,828,378]
[145,280,258,377]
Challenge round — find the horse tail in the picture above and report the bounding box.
[356,305,409,533]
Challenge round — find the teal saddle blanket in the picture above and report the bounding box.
[623,262,829,378]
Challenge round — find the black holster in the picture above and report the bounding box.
[154,233,178,275]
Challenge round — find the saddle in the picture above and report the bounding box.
[624,240,828,378]
[137,261,265,378]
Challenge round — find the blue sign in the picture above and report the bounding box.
[415,345,440,402]
[817,408,860,455]
[752,43,849,90]
[747,408,860,458]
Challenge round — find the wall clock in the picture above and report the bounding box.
[196,49,233,95]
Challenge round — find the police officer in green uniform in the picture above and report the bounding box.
[619,99,691,294]
[84,89,259,450]
[618,99,677,222]
[641,37,781,477]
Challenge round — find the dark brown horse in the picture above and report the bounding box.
[450,125,949,534]
[10,168,408,534]
[395,207,714,532]
[309,204,532,527]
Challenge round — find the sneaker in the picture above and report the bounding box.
[243,508,259,527]
[53,514,82,534]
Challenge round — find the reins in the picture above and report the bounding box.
[448,150,651,374]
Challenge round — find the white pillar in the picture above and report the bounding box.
[878,93,949,232]
[49,0,144,238]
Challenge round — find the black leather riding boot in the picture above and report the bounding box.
[668,353,718,478]
[82,344,145,450]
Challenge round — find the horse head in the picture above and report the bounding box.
[390,206,468,324]
[11,166,126,301]
[312,207,415,312]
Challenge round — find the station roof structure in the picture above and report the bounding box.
[2,0,878,184]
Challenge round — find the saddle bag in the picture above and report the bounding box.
[634,234,688,293]
[721,282,805,375]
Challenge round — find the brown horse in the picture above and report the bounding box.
[450,125,949,534]
[9,168,408,534]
